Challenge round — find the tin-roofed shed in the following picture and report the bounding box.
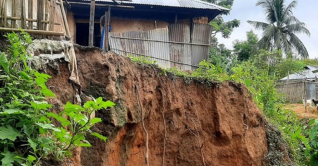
[277,66,318,103]
[67,0,228,69]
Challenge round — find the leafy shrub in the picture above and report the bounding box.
[127,54,157,65]
[192,60,229,81]
[0,32,114,165]
[231,58,310,165]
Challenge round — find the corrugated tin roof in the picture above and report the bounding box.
[280,66,318,80]
[77,0,229,11]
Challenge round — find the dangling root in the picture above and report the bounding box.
[135,85,149,166]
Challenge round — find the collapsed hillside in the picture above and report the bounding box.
[40,46,290,166]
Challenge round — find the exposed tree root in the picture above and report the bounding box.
[135,85,149,166]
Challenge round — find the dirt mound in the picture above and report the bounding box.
[44,47,285,166]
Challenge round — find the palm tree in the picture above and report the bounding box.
[248,0,310,58]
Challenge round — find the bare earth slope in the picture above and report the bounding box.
[46,48,269,166]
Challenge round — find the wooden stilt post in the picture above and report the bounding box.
[37,0,43,30]
[103,6,111,52]
[28,0,33,29]
[3,0,7,27]
[89,0,95,47]
[12,0,16,28]
[21,0,26,29]
[59,0,70,37]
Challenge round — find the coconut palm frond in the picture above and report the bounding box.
[283,0,297,17]
[258,26,276,50]
[281,34,292,54]
[284,23,310,36]
[289,33,309,58]
[256,0,278,23]
[283,15,301,25]
[247,21,270,30]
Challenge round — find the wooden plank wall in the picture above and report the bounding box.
[0,0,65,36]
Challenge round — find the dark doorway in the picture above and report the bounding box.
[75,23,101,47]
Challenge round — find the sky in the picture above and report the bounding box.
[217,0,318,59]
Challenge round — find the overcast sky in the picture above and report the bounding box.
[217,0,318,59]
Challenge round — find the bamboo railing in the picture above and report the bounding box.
[0,0,66,36]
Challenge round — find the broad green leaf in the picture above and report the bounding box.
[0,126,22,141]
[0,109,23,115]
[23,125,33,137]
[91,132,107,142]
[96,97,103,104]
[64,102,84,112]
[78,142,92,147]
[89,118,102,125]
[28,138,37,152]
[34,71,51,80]
[1,151,16,165]
[27,155,36,163]
[0,52,9,73]
[31,101,52,110]
[41,88,56,97]
[18,71,32,80]
[72,134,85,145]
[47,112,71,127]
[84,101,97,110]
[35,77,46,86]
[36,123,61,132]
[99,100,115,109]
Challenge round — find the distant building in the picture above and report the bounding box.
[277,66,318,103]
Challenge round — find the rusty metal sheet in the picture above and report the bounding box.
[109,23,212,70]
[191,23,212,69]
[169,24,191,70]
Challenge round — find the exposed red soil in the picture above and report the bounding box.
[44,47,290,166]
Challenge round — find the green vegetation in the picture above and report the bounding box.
[128,54,157,65]
[0,32,114,165]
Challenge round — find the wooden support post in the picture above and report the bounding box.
[37,0,43,30]
[51,0,56,31]
[0,1,2,26]
[49,0,54,31]
[12,0,16,28]
[3,0,7,27]
[28,0,33,29]
[21,0,26,29]
[59,0,70,37]
[103,6,111,52]
[89,0,95,47]
[44,0,48,30]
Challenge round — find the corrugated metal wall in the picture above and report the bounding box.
[307,82,316,100]
[191,23,212,70]
[276,80,317,103]
[109,23,212,70]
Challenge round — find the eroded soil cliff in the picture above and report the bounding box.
[45,47,269,166]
